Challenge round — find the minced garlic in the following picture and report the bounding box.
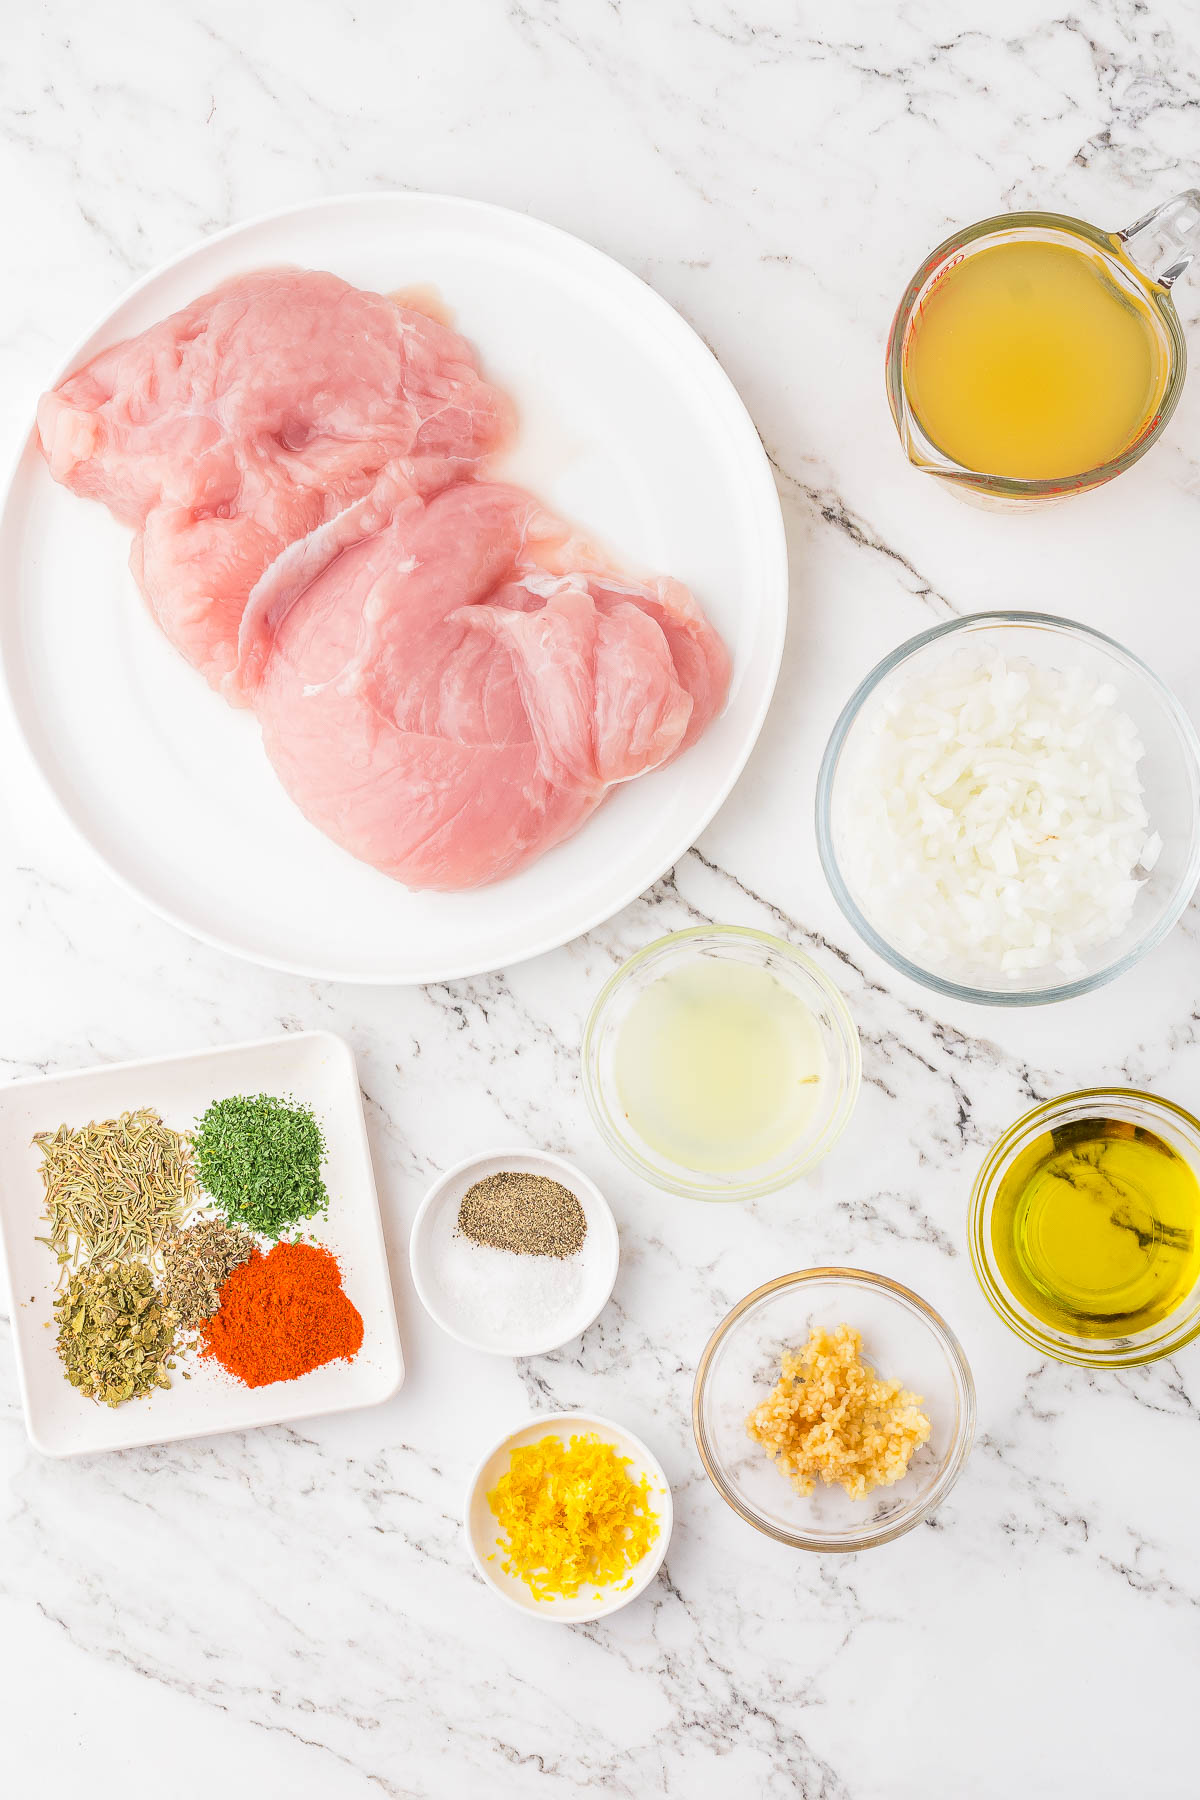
[487,1432,661,1600]
[746,1323,930,1500]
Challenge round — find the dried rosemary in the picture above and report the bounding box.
[33,1109,198,1273]
[161,1216,256,1331]
[53,1261,178,1407]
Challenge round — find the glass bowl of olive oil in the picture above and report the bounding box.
[581,927,861,1200]
[970,1089,1200,1367]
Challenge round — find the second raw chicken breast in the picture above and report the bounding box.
[252,482,731,889]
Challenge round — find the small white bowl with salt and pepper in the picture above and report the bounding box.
[409,1148,619,1356]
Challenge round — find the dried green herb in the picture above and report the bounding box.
[192,1094,328,1238]
[160,1216,257,1331]
[53,1261,178,1407]
[34,1109,197,1273]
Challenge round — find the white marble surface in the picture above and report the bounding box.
[3,2,1200,1794]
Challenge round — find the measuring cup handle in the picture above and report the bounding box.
[1118,190,1200,288]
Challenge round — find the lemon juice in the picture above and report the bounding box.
[613,959,826,1174]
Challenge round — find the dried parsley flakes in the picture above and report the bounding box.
[53,1261,178,1407]
[192,1093,328,1238]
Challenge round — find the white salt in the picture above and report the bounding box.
[426,1197,585,1347]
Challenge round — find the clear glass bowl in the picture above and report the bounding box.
[969,1088,1200,1368]
[581,926,861,1200]
[693,1269,976,1551]
[815,612,1200,1006]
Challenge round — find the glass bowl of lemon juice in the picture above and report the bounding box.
[582,927,861,1200]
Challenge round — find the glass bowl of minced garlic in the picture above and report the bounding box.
[693,1268,975,1551]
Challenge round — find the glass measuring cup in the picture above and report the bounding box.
[886,192,1200,506]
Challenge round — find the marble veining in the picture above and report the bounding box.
[3,2,1200,1796]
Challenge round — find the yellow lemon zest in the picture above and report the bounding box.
[487,1432,660,1601]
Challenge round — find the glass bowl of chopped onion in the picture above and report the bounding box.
[816,612,1200,1005]
[693,1269,976,1552]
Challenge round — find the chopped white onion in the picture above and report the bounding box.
[835,649,1155,982]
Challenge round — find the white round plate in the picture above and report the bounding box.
[0,192,787,983]
[409,1147,619,1357]
[464,1410,673,1622]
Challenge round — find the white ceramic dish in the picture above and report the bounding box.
[464,1410,673,1622]
[0,1029,404,1456]
[0,191,788,984]
[409,1147,618,1356]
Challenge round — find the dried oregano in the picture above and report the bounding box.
[53,1261,178,1407]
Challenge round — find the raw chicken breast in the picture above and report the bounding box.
[253,483,731,890]
[38,269,512,696]
[37,263,733,892]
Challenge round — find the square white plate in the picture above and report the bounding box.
[0,1029,404,1455]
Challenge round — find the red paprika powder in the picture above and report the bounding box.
[201,1240,364,1387]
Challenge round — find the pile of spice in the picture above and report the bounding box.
[746,1323,931,1500]
[53,1261,178,1407]
[160,1216,256,1331]
[428,1167,592,1345]
[487,1431,662,1600]
[34,1090,365,1409]
[34,1109,197,1272]
[193,1093,328,1237]
[201,1241,364,1388]
[458,1170,587,1258]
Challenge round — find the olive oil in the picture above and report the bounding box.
[904,238,1171,481]
[613,959,825,1174]
[991,1117,1200,1338]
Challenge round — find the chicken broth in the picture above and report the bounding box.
[903,237,1171,481]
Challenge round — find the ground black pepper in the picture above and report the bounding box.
[457,1171,587,1259]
